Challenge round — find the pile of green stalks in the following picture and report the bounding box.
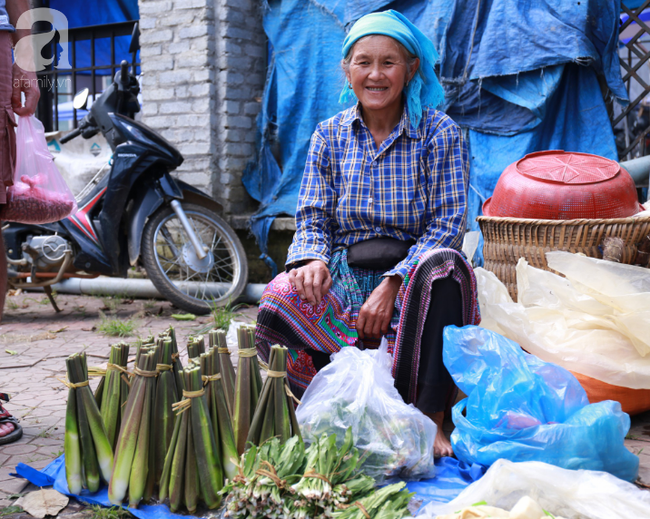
[200,347,238,482]
[64,352,113,495]
[108,344,160,507]
[151,336,181,491]
[208,328,236,415]
[247,345,301,446]
[158,327,184,396]
[222,429,413,519]
[233,325,263,454]
[159,361,224,513]
[187,334,206,359]
[94,342,130,450]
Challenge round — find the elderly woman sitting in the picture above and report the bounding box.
[255,10,480,458]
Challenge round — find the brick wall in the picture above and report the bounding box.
[138,0,266,215]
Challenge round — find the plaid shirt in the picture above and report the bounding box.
[287,104,469,278]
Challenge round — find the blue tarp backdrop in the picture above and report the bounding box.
[244,0,628,274]
[48,0,139,74]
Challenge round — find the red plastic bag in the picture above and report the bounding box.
[0,115,77,224]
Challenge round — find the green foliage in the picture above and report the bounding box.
[89,505,133,519]
[0,506,23,517]
[98,313,137,338]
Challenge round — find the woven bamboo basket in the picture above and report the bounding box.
[477,215,650,301]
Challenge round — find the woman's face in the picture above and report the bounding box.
[346,35,418,118]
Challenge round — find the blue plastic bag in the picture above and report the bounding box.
[443,325,639,482]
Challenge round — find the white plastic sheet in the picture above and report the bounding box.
[475,252,650,389]
[416,459,650,519]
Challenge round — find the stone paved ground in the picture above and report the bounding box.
[0,291,648,513]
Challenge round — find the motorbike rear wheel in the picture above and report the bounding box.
[142,202,248,314]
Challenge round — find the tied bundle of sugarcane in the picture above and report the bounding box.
[108,344,159,507]
[159,361,223,513]
[96,342,131,450]
[247,345,301,446]
[187,334,205,359]
[233,325,263,454]
[63,352,113,495]
[200,349,238,482]
[208,328,236,414]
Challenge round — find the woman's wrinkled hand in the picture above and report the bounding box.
[356,275,402,340]
[288,259,332,306]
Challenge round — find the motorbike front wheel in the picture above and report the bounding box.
[142,202,248,314]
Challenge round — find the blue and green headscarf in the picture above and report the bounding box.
[340,9,445,129]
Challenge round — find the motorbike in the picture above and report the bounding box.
[3,60,248,314]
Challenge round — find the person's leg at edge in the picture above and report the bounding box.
[0,28,11,439]
[416,276,464,458]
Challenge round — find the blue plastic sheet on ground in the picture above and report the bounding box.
[13,454,485,517]
[13,456,187,519]
[405,457,486,512]
[245,0,628,272]
[443,325,640,483]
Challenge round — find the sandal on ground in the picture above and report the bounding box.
[0,392,23,445]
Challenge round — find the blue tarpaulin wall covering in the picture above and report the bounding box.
[245,0,629,274]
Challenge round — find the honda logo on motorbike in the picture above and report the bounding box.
[14,8,71,72]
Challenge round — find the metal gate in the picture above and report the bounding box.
[35,20,140,133]
[616,1,650,161]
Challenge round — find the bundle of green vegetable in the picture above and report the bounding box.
[156,327,183,394]
[200,348,238,482]
[152,337,181,488]
[94,342,130,450]
[159,361,224,513]
[296,346,437,481]
[187,334,205,359]
[108,344,159,507]
[247,344,301,446]
[64,352,113,495]
[233,325,263,454]
[208,328,236,414]
[222,429,414,519]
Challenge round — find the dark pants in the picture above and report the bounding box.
[308,275,463,414]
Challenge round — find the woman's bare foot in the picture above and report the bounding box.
[427,411,454,458]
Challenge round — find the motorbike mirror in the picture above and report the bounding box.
[129,22,140,53]
[72,88,89,110]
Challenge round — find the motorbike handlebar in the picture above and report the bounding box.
[59,127,82,144]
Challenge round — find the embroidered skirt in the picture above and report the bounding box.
[255,247,480,404]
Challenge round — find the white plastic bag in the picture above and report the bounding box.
[416,459,650,519]
[295,339,437,481]
[476,252,650,389]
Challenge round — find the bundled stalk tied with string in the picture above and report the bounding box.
[232,325,262,454]
[159,361,224,513]
[107,344,159,507]
[63,352,114,495]
[247,344,301,446]
[95,342,130,451]
[208,328,236,414]
[200,348,238,482]
[187,334,205,360]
